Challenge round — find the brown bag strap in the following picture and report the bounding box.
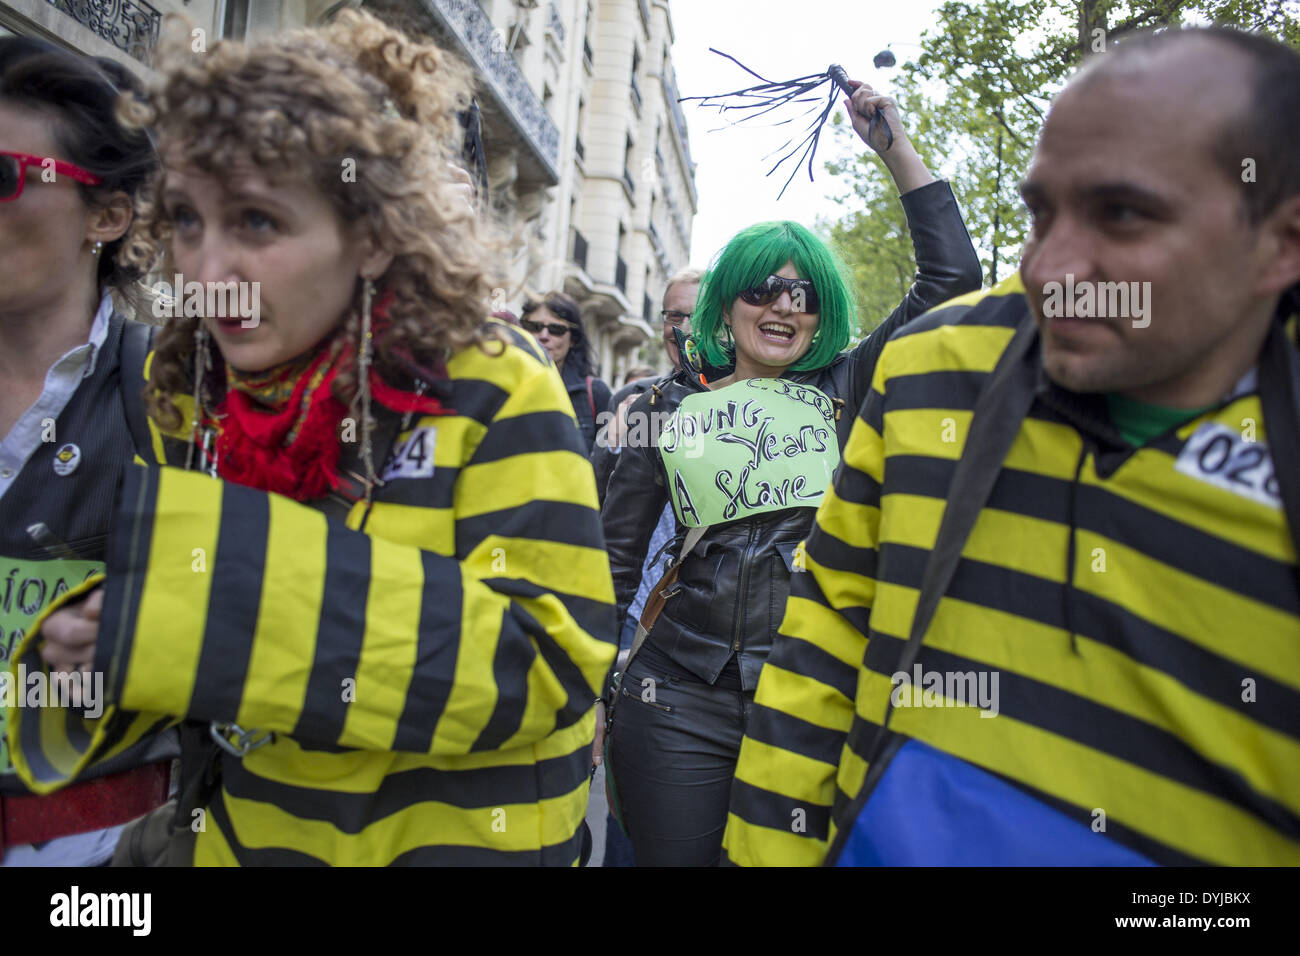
[625,524,707,669]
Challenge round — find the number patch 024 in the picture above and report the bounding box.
[1173,422,1280,510]
[382,426,437,481]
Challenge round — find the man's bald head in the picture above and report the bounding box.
[1060,26,1300,224]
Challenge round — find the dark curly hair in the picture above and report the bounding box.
[118,10,502,430]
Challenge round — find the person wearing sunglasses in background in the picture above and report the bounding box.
[0,37,178,866]
[599,79,981,866]
[520,292,612,455]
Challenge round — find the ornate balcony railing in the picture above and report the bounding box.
[546,3,565,45]
[45,0,161,62]
[661,69,694,172]
[422,0,559,182]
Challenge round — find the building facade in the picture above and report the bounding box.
[0,0,697,383]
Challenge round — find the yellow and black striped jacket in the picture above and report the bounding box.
[723,273,1300,866]
[8,322,617,865]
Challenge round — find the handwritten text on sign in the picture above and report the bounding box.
[659,377,840,526]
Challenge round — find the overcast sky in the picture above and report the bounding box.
[670,0,943,266]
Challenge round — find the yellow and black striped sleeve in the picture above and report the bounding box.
[721,383,885,865]
[10,340,617,789]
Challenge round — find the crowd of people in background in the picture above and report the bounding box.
[1,7,1297,868]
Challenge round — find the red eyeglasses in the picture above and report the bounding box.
[0,151,103,202]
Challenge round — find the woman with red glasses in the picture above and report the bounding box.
[0,36,175,866]
[520,292,612,455]
[599,79,982,866]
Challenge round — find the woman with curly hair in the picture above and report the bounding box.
[520,292,611,453]
[7,10,616,866]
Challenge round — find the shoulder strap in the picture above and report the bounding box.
[585,375,596,420]
[625,524,707,668]
[314,404,407,525]
[119,319,158,464]
[825,312,1038,866]
[879,314,1038,731]
[1258,318,1300,587]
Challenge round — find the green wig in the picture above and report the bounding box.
[692,221,857,373]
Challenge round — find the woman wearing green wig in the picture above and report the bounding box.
[599,79,981,866]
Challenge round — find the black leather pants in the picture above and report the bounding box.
[608,657,755,867]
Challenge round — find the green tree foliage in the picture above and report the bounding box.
[824,0,1300,332]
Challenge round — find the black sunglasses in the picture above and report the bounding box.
[521,318,574,337]
[738,275,820,313]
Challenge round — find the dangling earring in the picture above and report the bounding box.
[186,323,213,473]
[92,240,104,256]
[357,276,376,497]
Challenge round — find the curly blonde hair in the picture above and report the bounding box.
[120,9,500,430]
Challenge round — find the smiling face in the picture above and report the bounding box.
[162,159,390,373]
[725,260,819,379]
[1019,38,1299,407]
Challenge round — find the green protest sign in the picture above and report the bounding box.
[659,377,840,527]
[0,554,102,772]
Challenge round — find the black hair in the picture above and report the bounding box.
[0,36,157,295]
[521,291,596,378]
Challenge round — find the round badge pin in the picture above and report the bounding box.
[53,442,81,476]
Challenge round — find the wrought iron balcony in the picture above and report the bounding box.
[615,256,628,294]
[660,70,694,172]
[44,0,161,62]
[422,0,559,182]
[546,3,565,45]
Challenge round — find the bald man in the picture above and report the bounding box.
[724,26,1300,867]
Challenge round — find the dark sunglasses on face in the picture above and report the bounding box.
[738,274,820,314]
[0,151,103,202]
[521,318,574,337]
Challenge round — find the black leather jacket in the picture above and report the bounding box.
[601,180,982,690]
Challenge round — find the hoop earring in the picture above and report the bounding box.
[358,276,376,497]
[186,324,212,473]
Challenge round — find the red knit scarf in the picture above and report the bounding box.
[202,295,448,501]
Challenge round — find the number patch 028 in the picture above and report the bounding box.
[382,426,437,481]
[1173,422,1280,510]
